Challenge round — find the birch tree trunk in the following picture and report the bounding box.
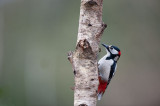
[68,0,106,106]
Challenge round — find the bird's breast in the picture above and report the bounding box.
[98,58,114,81]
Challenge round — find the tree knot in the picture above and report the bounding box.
[84,0,98,7]
[76,39,95,59]
[102,23,107,29]
[78,39,90,49]
[67,51,73,63]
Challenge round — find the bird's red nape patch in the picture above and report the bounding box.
[119,51,121,56]
[97,77,108,95]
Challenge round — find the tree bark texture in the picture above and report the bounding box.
[68,0,106,106]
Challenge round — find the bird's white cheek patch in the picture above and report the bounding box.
[111,49,118,55]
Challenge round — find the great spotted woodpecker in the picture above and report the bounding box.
[97,44,121,100]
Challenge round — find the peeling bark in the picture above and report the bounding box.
[68,0,106,106]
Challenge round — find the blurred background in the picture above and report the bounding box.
[0,0,160,106]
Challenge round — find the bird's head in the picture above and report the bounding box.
[102,43,121,61]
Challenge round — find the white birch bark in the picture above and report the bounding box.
[68,0,106,106]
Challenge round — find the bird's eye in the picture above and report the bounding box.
[110,47,113,50]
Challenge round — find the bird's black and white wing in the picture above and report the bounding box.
[108,62,117,85]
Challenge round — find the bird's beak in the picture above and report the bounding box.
[102,44,109,50]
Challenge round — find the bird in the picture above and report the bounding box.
[97,43,121,100]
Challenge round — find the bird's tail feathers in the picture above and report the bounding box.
[97,92,103,100]
[97,77,108,100]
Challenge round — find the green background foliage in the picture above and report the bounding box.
[0,0,160,106]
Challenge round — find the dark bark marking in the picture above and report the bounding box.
[88,23,92,26]
[79,104,88,106]
[74,70,76,75]
[84,0,98,7]
[90,78,94,81]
